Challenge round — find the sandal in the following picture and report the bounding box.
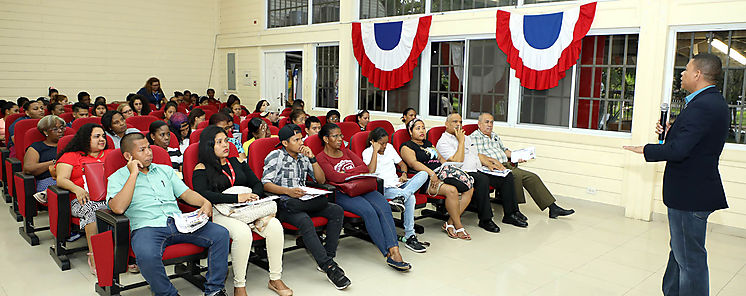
[454,228,471,241]
[442,222,457,239]
[87,252,97,276]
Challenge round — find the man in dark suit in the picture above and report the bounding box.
[624,53,729,296]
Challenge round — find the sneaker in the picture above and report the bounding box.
[325,263,351,290]
[388,196,405,212]
[403,235,427,253]
[33,191,47,203]
[206,289,228,296]
[66,233,81,242]
[386,256,412,272]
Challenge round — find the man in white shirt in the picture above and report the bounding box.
[436,113,526,230]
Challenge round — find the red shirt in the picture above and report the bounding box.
[316,148,369,184]
[57,150,110,188]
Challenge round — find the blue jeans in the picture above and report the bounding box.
[382,171,428,238]
[131,218,230,296]
[663,208,712,296]
[335,190,398,256]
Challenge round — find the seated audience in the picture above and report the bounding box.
[48,88,58,101]
[397,108,417,130]
[262,105,281,127]
[289,109,306,126]
[137,77,166,109]
[77,91,91,107]
[362,127,429,252]
[209,112,245,159]
[23,115,65,202]
[304,116,321,140]
[317,124,411,271]
[8,100,45,157]
[49,102,65,116]
[163,102,177,123]
[147,121,181,169]
[193,126,291,296]
[102,110,139,149]
[400,119,475,240]
[94,96,106,105]
[107,132,229,296]
[17,97,30,110]
[92,101,108,117]
[129,94,151,116]
[168,112,190,154]
[66,102,89,128]
[0,101,19,144]
[242,118,270,152]
[51,94,69,105]
[262,124,350,289]
[291,100,305,114]
[188,108,206,130]
[207,88,218,103]
[254,99,269,114]
[116,103,135,119]
[226,95,246,117]
[470,113,575,218]
[55,123,110,275]
[356,110,370,131]
[326,110,341,124]
[436,113,523,229]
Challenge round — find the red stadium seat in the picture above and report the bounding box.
[337,122,361,143]
[177,103,188,114]
[279,108,291,117]
[366,120,395,140]
[15,125,50,246]
[246,112,261,119]
[348,131,370,160]
[106,103,119,110]
[317,116,327,126]
[125,115,159,132]
[190,128,203,144]
[194,105,218,114]
[427,126,446,145]
[297,124,307,137]
[71,117,102,131]
[197,121,210,130]
[268,125,279,136]
[343,114,357,122]
[463,124,478,135]
[5,119,40,221]
[59,112,74,123]
[1,113,26,210]
[150,110,165,120]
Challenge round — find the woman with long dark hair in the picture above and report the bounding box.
[241,117,269,152]
[128,94,151,116]
[101,110,139,149]
[193,126,290,296]
[163,101,178,123]
[136,77,166,109]
[55,123,110,275]
[188,108,206,130]
[316,123,411,271]
[398,108,417,130]
[254,100,269,113]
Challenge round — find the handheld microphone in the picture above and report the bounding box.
[659,103,669,144]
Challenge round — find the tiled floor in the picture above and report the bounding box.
[1,196,745,296]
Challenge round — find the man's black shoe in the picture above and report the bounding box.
[549,206,575,219]
[515,211,528,221]
[478,220,501,233]
[502,213,528,228]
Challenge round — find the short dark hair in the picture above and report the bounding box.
[692,53,723,84]
[289,109,305,122]
[207,88,215,93]
[292,100,304,109]
[49,102,62,111]
[326,109,340,119]
[94,96,106,104]
[305,116,320,127]
[72,102,88,113]
[101,110,122,134]
[120,132,146,155]
[367,127,389,148]
[208,111,232,125]
[188,108,206,127]
[77,91,90,101]
[17,97,29,108]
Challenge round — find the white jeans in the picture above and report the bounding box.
[212,214,284,287]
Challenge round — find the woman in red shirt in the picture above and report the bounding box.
[316,123,411,272]
[55,123,110,275]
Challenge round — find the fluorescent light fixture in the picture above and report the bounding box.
[711,39,746,65]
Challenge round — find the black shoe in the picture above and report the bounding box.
[478,220,501,233]
[502,213,528,228]
[549,206,575,218]
[206,289,228,296]
[515,211,528,221]
[388,196,406,212]
[403,235,427,253]
[326,263,351,290]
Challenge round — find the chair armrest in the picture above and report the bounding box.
[47,185,72,240]
[0,147,8,184]
[95,209,131,274]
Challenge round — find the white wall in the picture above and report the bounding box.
[0,0,219,102]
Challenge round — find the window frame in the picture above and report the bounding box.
[312,42,340,111]
[664,23,746,151]
[266,0,341,30]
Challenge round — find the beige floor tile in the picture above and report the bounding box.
[530,272,629,296]
[573,258,654,289]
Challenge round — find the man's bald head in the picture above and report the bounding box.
[120,132,146,155]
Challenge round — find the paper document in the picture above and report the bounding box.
[511,147,536,162]
[172,210,209,233]
[225,196,280,209]
[222,186,253,195]
[298,186,333,200]
[478,168,512,177]
[344,173,378,181]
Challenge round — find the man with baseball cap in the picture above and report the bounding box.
[261,124,350,290]
[260,103,282,127]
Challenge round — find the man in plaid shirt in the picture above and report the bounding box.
[470,113,575,219]
[262,124,350,290]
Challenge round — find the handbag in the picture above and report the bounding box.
[213,186,277,224]
[82,161,106,201]
[329,175,377,197]
[435,164,474,190]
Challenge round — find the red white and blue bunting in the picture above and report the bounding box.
[496,2,596,90]
[352,16,432,91]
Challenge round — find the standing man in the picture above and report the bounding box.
[624,53,729,296]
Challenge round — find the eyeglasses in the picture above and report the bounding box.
[49,126,66,133]
[123,109,134,114]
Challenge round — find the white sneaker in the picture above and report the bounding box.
[33,192,47,203]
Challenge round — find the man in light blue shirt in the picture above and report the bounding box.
[107,132,229,296]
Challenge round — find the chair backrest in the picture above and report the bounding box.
[106,103,119,110]
[349,131,370,160]
[59,112,74,123]
[19,123,45,163]
[343,114,357,122]
[177,103,188,114]
[169,131,179,148]
[303,134,346,156]
[247,112,261,119]
[203,110,216,120]
[261,118,271,127]
[149,103,157,111]
[64,128,76,136]
[463,124,478,135]
[392,129,411,155]
[182,143,199,189]
[190,128,204,144]
[197,120,210,130]
[366,120,395,141]
[150,110,165,120]
[126,115,159,132]
[279,108,291,117]
[268,125,279,136]
[247,137,280,179]
[104,145,171,180]
[194,105,218,114]
[71,117,101,131]
[337,121,361,143]
[57,135,74,155]
[13,119,41,162]
[228,141,239,158]
[315,115,326,126]
[5,113,24,135]
[239,118,251,131]
[427,126,447,145]
[63,105,73,113]
[278,117,289,129]
[297,124,307,137]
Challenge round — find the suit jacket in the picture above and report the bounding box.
[644,87,729,211]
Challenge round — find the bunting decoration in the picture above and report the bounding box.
[496,2,596,90]
[352,16,432,91]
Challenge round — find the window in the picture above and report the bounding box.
[268,0,339,28]
[671,30,746,144]
[466,39,511,121]
[358,59,421,114]
[519,34,639,131]
[316,46,339,108]
[359,0,425,19]
[432,0,515,13]
[429,41,465,117]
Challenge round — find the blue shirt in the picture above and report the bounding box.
[7,115,30,147]
[685,85,715,104]
[106,163,189,230]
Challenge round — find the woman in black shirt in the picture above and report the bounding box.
[23,115,65,201]
[192,126,291,296]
